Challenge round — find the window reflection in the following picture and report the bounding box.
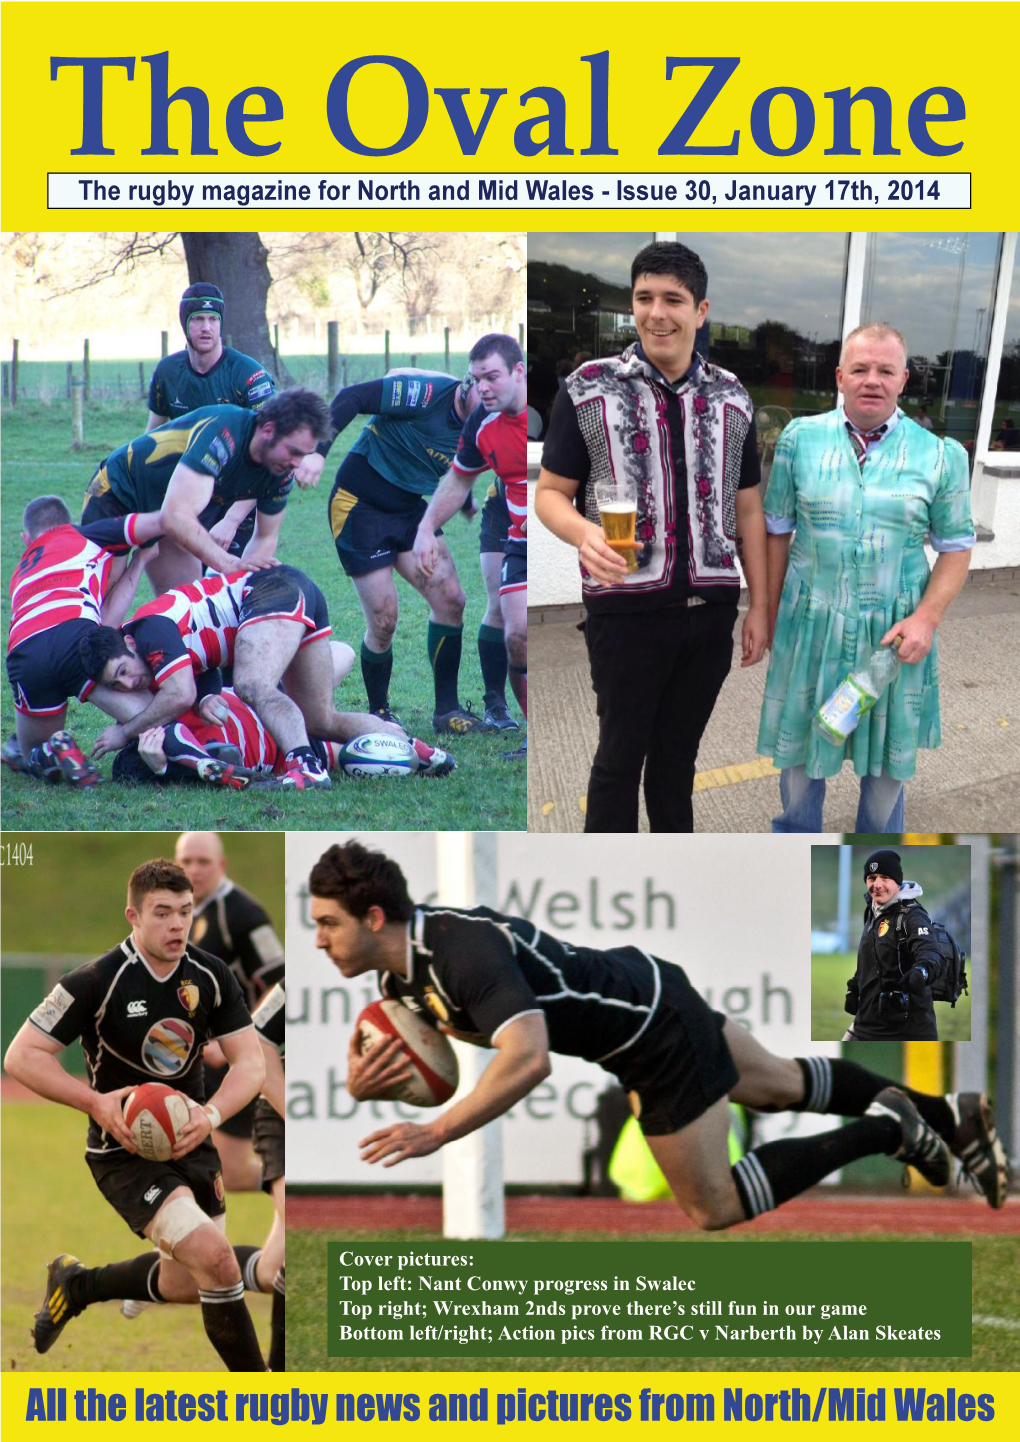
[526,232,847,444]
[861,233,1002,458]
[992,250,1020,451]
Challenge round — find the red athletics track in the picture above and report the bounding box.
[289,1192,1018,1236]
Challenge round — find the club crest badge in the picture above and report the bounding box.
[878,919,890,937]
[424,989,450,1024]
[178,981,200,1015]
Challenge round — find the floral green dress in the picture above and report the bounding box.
[757,410,974,781]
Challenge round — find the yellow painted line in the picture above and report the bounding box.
[574,756,780,814]
[903,1040,943,1192]
[540,802,555,816]
[902,833,941,845]
[694,756,780,791]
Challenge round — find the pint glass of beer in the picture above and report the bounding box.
[594,480,638,571]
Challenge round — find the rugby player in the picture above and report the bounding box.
[309,841,1010,1225]
[3,859,269,1371]
[174,832,284,1192]
[3,495,164,784]
[147,282,277,560]
[251,982,286,1371]
[81,388,329,593]
[413,336,527,761]
[78,564,407,788]
[303,364,503,736]
[113,689,455,785]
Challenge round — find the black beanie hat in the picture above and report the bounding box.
[180,282,225,335]
[864,848,903,885]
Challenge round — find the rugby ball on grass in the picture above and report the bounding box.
[124,1082,192,1161]
[338,733,419,778]
[355,1000,458,1106]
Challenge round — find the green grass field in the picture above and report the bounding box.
[0,393,525,832]
[1,1102,272,1372]
[811,954,972,1043]
[288,1228,1019,1374]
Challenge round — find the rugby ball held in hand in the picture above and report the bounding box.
[355,1000,459,1106]
[338,734,420,778]
[123,1082,192,1160]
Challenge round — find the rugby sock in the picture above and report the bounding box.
[508,663,528,719]
[361,642,393,712]
[478,624,508,706]
[794,1057,956,1142]
[732,1118,900,1220]
[70,1253,165,1307]
[234,1246,264,1293]
[162,723,214,767]
[198,1283,266,1371]
[428,621,463,713]
[269,1267,286,1372]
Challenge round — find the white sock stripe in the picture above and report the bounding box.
[199,1283,245,1304]
[733,1157,765,1217]
[745,1151,776,1213]
[817,1057,832,1110]
[146,1258,163,1303]
[273,1270,286,1297]
[243,1250,263,1292]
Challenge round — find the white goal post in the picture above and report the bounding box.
[436,833,506,1240]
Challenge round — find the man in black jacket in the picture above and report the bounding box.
[845,848,947,1041]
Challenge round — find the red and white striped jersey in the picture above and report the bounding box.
[7,521,136,654]
[127,571,251,684]
[181,690,342,775]
[453,406,527,543]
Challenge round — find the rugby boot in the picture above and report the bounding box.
[279,757,332,790]
[49,730,101,787]
[370,706,403,728]
[33,1254,86,1354]
[483,701,520,732]
[121,1299,148,1320]
[432,703,487,736]
[865,1087,951,1188]
[502,738,528,762]
[0,736,57,779]
[947,1093,1011,1209]
[195,758,251,790]
[411,738,456,777]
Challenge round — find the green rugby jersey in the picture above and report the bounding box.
[349,372,465,496]
[101,406,293,515]
[148,347,275,418]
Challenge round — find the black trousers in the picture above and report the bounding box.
[583,602,738,833]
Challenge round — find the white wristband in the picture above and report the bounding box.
[203,1103,222,1130]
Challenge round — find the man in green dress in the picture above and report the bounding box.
[758,323,975,831]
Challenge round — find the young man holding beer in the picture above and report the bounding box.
[535,241,768,832]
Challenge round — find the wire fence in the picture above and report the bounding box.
[1,325,527,405]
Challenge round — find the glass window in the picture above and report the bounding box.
[992,247,1020,452]
[526,232,848,446]
[861,232,1002,459]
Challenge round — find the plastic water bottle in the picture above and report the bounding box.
[813,637,903,743]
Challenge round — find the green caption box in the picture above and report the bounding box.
[327,1240,971,1359]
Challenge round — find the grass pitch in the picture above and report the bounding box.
[1,395,525,832]
[811,954,971,1043]
[287,1227,1019,1374]
[2,1102,272,1372]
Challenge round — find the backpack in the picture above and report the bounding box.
[894,906,969,1007]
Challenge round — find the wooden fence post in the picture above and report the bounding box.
[11,339,19,406]
[66,362,73,399]
[138,361,146,399]
[444,326,451,371]
[161,330,169,358]
[71,380,85,449]
[327,320,339,394]
[384,330,390,372]
[83,338,91,402]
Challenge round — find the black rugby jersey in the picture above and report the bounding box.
[379,905,662,1066]
[29,938,253,1153]
[253,982,285,1059]
[190,879,284,1009]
